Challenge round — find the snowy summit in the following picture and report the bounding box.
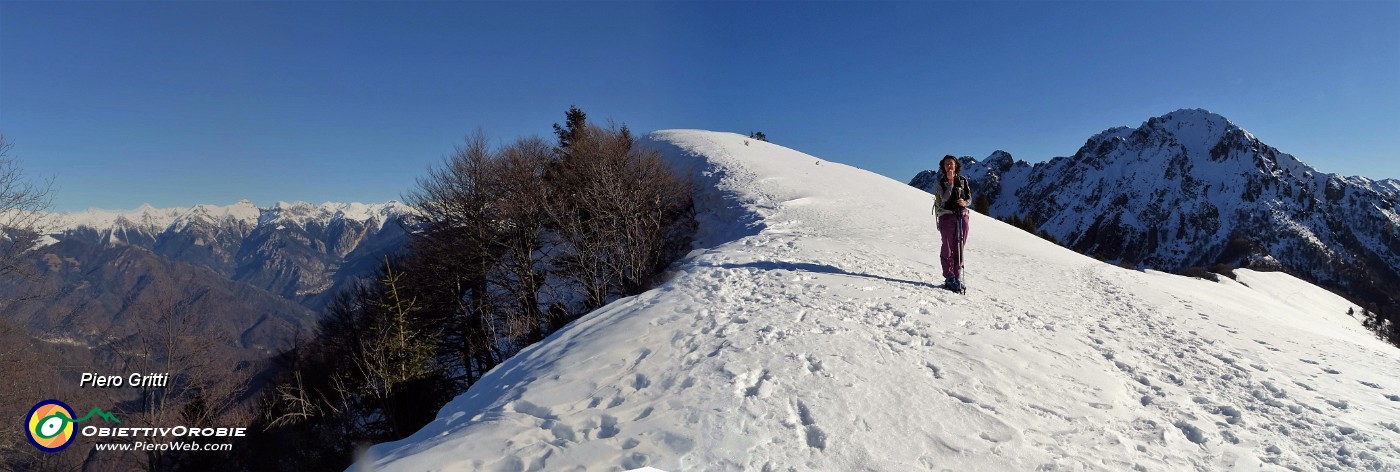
[923,109,1400,326]
[358,130,1400,471]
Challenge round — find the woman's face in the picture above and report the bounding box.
[942,159,956,174]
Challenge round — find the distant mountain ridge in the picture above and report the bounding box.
[5,238,316,360]
[912,109,1400,313]
[50,200,406,241]
[2,199,416,370]
[45,200,416,310]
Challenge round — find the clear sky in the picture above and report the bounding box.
[2,1,1397,212]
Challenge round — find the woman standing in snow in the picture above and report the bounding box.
[933,155,971,291]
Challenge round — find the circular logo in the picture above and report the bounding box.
[26,400,76,452]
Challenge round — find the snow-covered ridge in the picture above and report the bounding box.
[359,130,1400,471]
[933,109,1400,315]
[48,199,413,233]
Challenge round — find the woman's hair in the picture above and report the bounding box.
[939,155,960,175]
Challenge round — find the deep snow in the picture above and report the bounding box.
[357,130,1400,471]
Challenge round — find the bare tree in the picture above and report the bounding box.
[0,135,68,471]
[106,286,252,471]
[547,122,694,310]
[0,133,55,284]
[490,136,554,345]
[0,319,88,472]
[547,123,624,310]
[405,130,511,384]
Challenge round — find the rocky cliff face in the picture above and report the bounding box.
[913,109,1400,311]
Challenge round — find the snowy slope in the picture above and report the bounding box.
[359,130,1400,471]
[924,109,1400,315]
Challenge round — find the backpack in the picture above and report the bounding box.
[931,175,970,215]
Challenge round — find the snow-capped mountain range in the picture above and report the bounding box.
[44,200,415,308]
[356,130,1399,471]
[0,201,414,367]
[50,200,407,241]
[913,109,1400,312]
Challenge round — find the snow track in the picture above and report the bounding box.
[360,131,1399,472]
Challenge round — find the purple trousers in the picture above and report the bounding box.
[937,214,970,279]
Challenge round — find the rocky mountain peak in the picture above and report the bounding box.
[912,110,1400,316]
[1072,109,1253,169]
[982,150,1018,173]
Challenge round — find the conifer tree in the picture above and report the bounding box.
[554,105,588,152]
[360,258,442,437]
[974,194,990,214]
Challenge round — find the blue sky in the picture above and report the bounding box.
[2,1,1396,212]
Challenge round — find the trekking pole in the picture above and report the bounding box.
[956,212,966,294]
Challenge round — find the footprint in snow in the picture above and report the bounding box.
[510,400,557,420]
[1212,405,1243,425]
[979,430,1014,443]
[925,362,943,379]
[595,415,621,439]
[620,452,650,469]
[1357,380,1381,389]
[739,370,770,398]
[1174,421,1209,445]
[794,401,826,450]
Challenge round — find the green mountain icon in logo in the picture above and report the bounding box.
[72,408,121,424]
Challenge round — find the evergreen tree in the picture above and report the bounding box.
[360,258,444,437]
[553,105,588,151]
[973,194,990,214]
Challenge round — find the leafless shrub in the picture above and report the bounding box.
[547,121,694,310]
[0,133,55,288]
[105,286,253,471]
